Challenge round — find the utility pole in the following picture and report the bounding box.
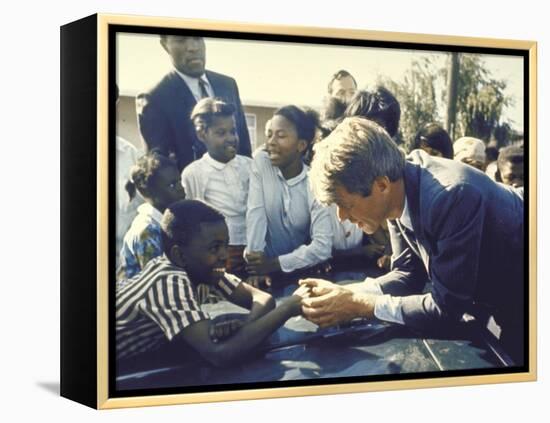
[446,52,460,140]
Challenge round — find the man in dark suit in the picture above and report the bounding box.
[137,35,251,171]
[301,117,525,364]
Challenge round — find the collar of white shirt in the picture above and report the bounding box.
[203,152,237,171]
[174,68,212,100]
[137,202,164,225]
[275,163,308,187]
[399,194,413,232]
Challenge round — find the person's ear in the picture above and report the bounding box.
[374,176,391,194]
[170,245,187,268]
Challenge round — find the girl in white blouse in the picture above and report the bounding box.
[182,98,252,277]
[245,106,332,285]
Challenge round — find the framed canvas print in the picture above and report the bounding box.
[60,13,537,409]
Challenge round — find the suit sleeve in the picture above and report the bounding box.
[399,184,486,329]
[136,92,173,156]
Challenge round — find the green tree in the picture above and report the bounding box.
[380,53,515,150]
[380,56,440,150]
[443,54,513,144]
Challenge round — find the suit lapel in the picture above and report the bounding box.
[396,219,421,258]
[207,70,233,101]
[205,70,220,97]
[168,70,196,105]
[403,161,431,275]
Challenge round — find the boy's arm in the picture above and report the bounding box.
[176,287,308,367]
[226,282,276,322]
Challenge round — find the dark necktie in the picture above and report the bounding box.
[198,78,209,99]
[396,219,421,258]
[193,78,210,160]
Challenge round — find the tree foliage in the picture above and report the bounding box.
[380,53,515,150]
[380,56,439,149]
[444,54,513,143]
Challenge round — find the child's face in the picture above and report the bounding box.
[179,220,229,284]
[265,115,307,170]
[199,115,238,163]
[149,165,186,211]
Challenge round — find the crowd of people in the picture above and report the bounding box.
[115,35,525,372]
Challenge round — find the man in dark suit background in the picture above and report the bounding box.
[301,117,525,365]
[137,35,252,171]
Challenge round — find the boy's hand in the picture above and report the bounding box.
[287,285,312,316]
[246,275,272,289]
[209,319,244,343]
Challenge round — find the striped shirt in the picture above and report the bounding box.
[116,255,241,360]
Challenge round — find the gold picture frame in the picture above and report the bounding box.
[60,13,537,409]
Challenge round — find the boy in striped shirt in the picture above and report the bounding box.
[116,200,309,367]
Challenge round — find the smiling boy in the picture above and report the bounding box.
[116,200,308,367]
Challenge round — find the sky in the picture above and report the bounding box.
[117,32,524,131]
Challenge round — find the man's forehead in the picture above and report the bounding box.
[333,76,356,89]
[334,185,356,205]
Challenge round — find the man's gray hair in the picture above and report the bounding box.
[309,117,405,205]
